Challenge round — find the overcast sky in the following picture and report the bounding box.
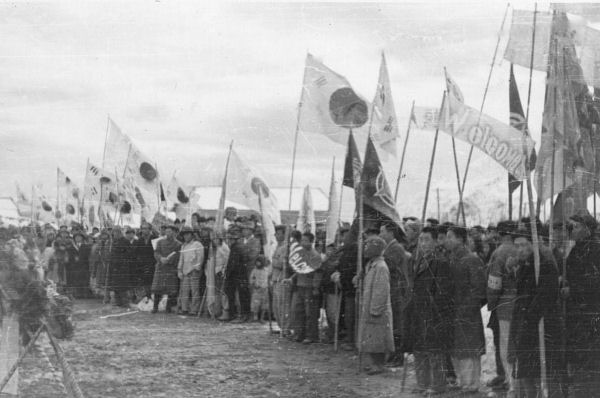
[0,1,554,219]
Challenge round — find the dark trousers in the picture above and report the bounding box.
[224,272,251,318]
[489,311,505,379]
[291,286,319,341]
[343,293,355,344]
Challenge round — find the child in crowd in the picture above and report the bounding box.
[250,255,269,322]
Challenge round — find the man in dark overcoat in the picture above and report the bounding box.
[564,214,600,397]
[411,226,454,395]
[379,221,410,367]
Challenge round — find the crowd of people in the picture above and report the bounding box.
[1,206,600,398]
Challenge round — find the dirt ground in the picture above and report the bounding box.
[14,300,506,398]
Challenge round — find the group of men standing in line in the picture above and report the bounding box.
[3,208,600,397]
[267,213,600,398]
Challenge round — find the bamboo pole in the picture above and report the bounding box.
[394,101,415,201]
[216,140,234,232]
[459,3,510,199]
[451,134,467,225]
[288,56,309,210]
[508,176,513,221]
[281,225,291,337]
[356,179,364,373]
[437,188,441,221]
[518,184,524,220]
[422,93,446,223]
[523,5,547,396]
[30,184,35,224]
[56,167,60,223]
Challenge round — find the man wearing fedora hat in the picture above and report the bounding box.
[177,226,204,315]
[563,212,600,397]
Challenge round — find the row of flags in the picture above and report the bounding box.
[20,6,600,249]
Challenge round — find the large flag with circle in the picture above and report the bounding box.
[298,53,370,145]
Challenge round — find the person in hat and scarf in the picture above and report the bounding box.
[357,236,394,375]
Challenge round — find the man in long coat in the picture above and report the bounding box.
[445,226,486,393]
[135,223,157,300]
[151,225,181,313]
[509,221,561,398]
[411,226,453,395]
[379,221,410,366]
[66,230,92,298]
[109,227,136,307]
[358,236,394,375]
[223,226,252,322]
[564,214,600,397]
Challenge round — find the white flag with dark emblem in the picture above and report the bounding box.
[298,53,370,145]
[370,52,399,158]
[166,173,197,221]
[57,168,80,223]
[84,162,118,205]
[32,185,55,224]
[124,146,160,221]
[104,118,132,176]
[226,149,280,224]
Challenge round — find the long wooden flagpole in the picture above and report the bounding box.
[356,179,364,373]
[459,3,510,200]
[216,140,234,233]
[560,45,571,389]
[508,176,513,221]
[422,93,446,223]
[451,134,467,225]
[394,100,415,201]
[56,167,60,223]
[288,56,309,210]
[522,5,547,396]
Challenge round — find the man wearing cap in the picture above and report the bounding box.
[379,221,411,367]
[358,236,394,375]
[177,226,204,315]
[411,226,453,395]
[152,225,181,313]
[239,220,262,277]
[222,225,252,322]
[66,230,92,298]
[403,217,421,255]
[563,213,600,397]
[286,232,322,344]
[445,226,486,394]
[486,221,517,394]
[509,219,561,398]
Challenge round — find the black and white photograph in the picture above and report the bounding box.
[1,1,600,397]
